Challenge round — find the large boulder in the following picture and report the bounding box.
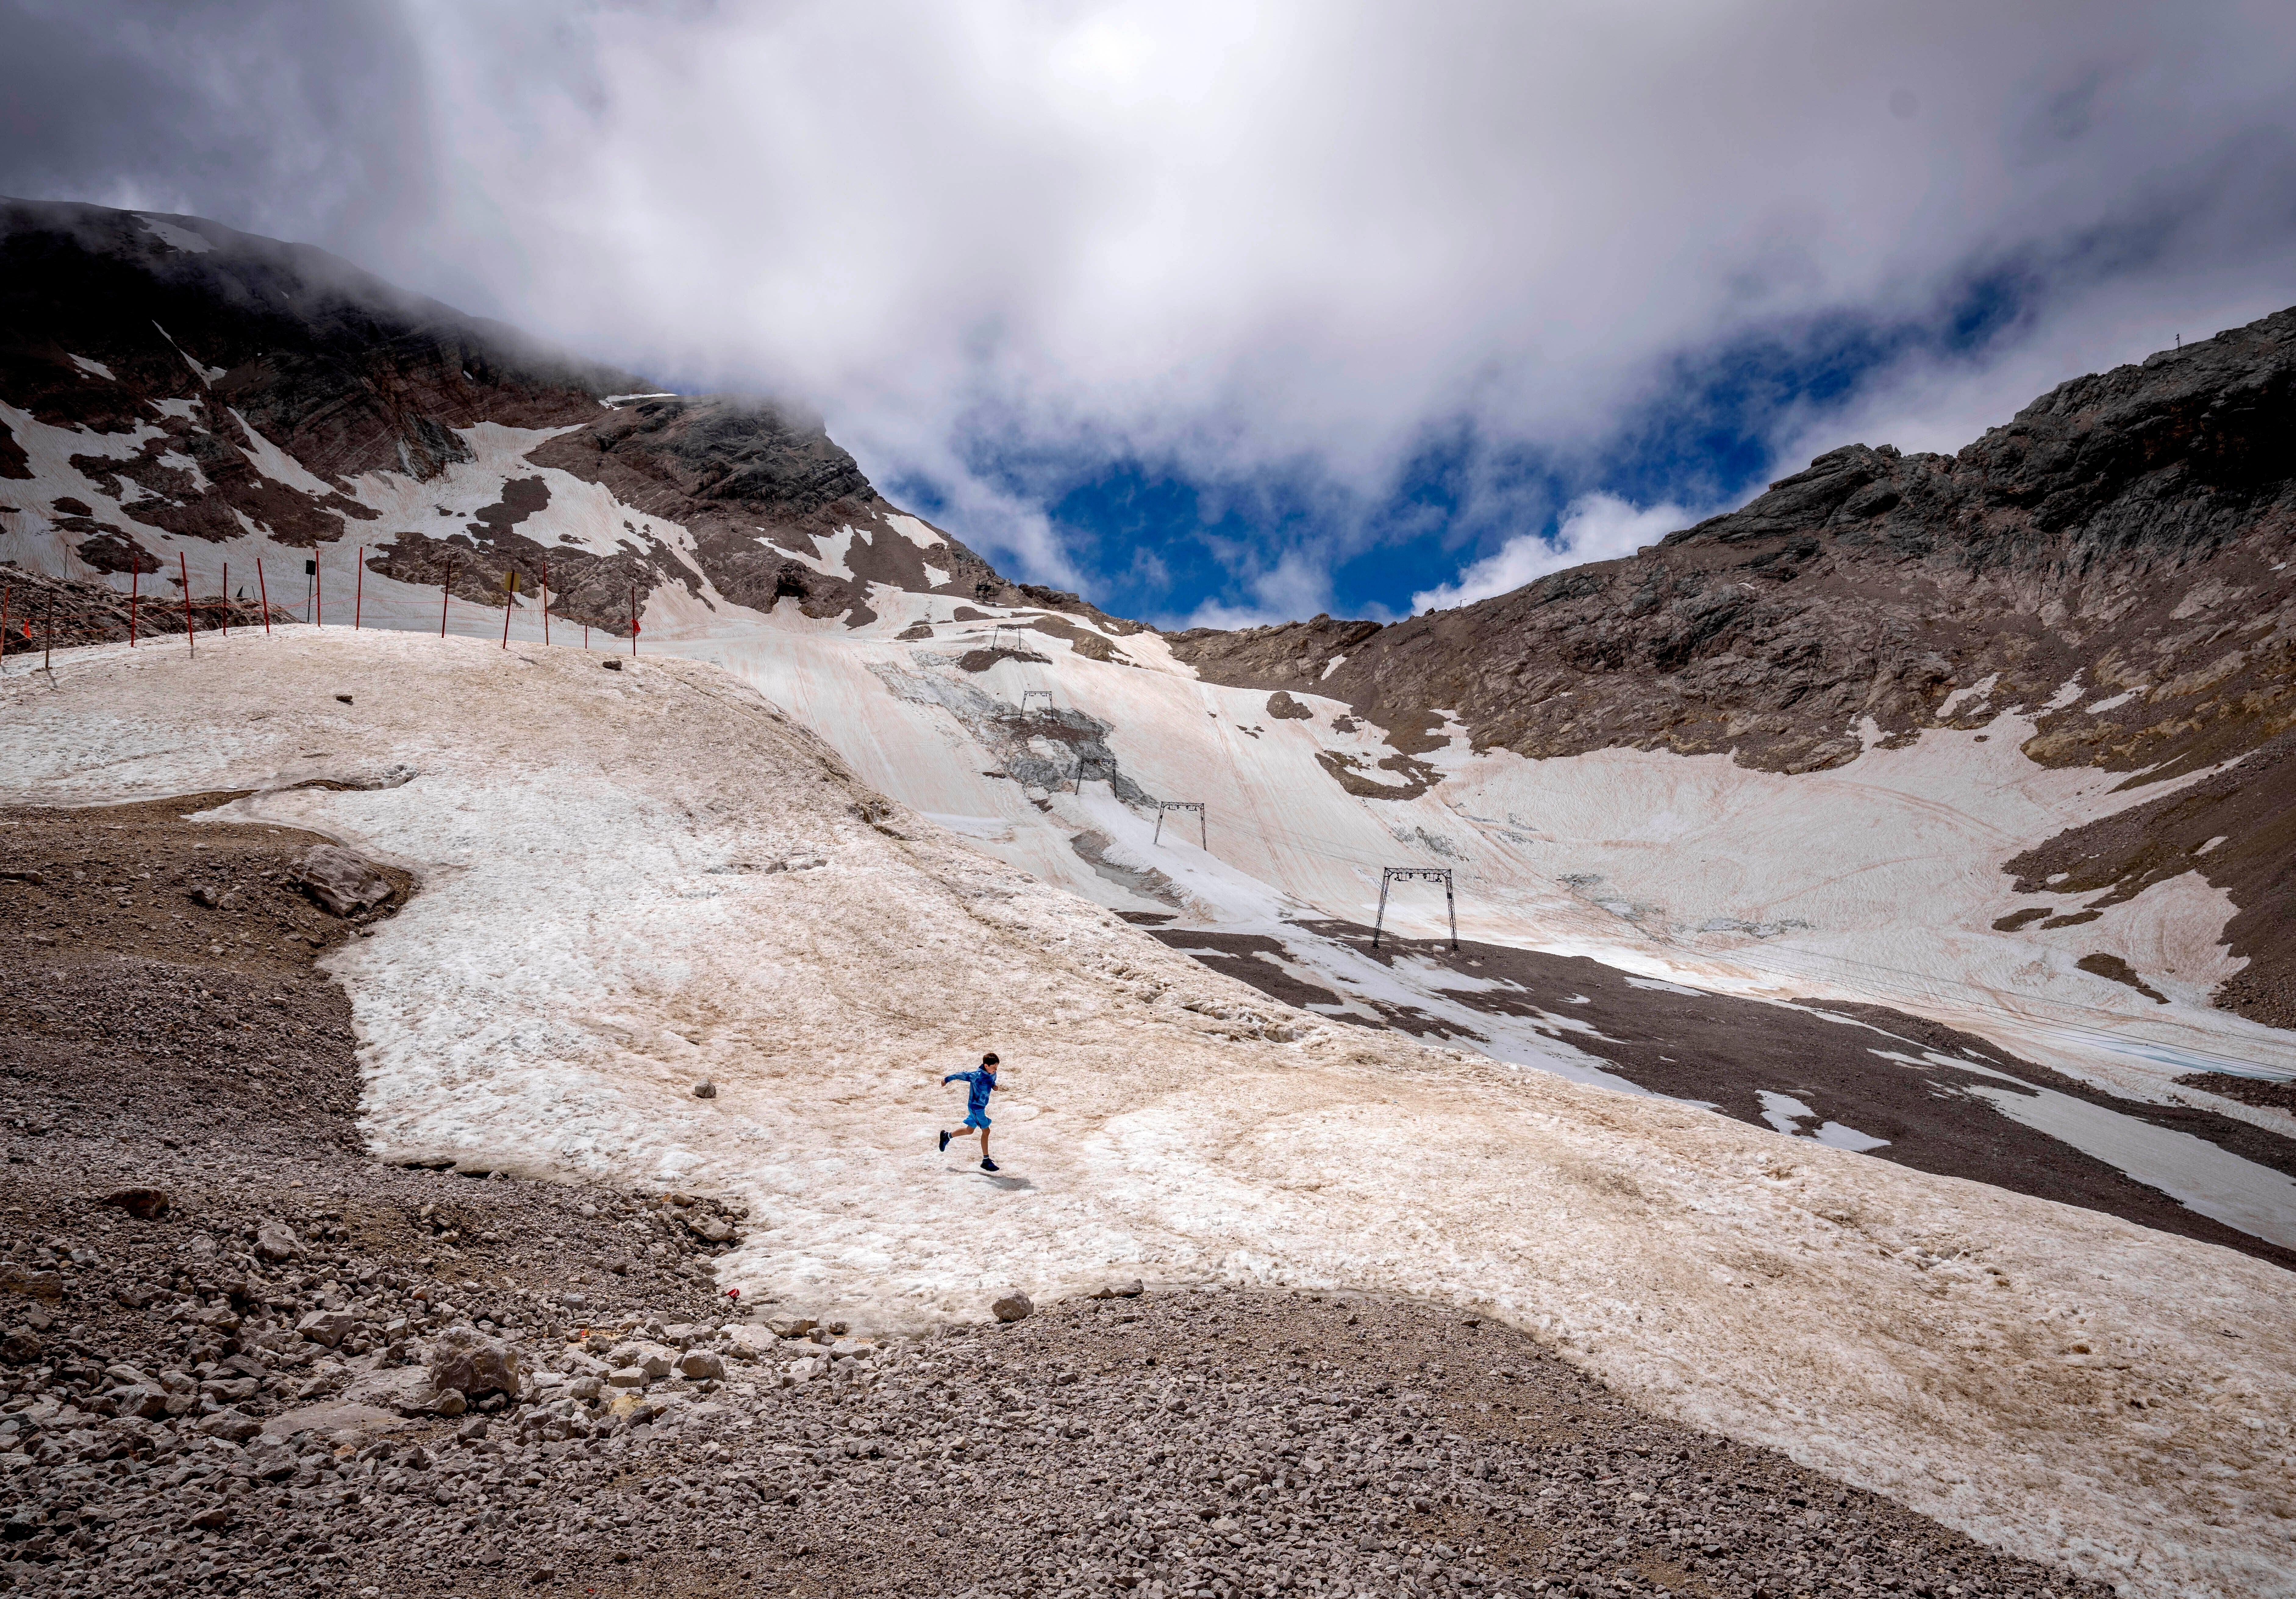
[108,1384,170,1420]
[605,1341,676,1380]
[295,1309,359,1348]
[254,1220,300,1262]
[195,1407,262,1443]
[295,844,394,917]
[428,1326,522,1397]
[991,1290,1034,1324]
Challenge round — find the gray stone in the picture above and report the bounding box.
[675,1349,725,1381]
[255,1220,301,1262]
[692,1080,716,1099]
[991,1291,1034,1324]
[428,1326,522,1396]
[606,1342,675,1380]
[194,1407,262,1443]
[295,844,394,917]
[109,1384,170,1420]
[295,1310,358,1347]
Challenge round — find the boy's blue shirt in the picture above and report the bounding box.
[943,1069,998,1114]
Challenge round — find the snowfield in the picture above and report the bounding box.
[4,628,2293,1599]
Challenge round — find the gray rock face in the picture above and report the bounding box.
[428,1325,522,1396]
[294,845,394,917]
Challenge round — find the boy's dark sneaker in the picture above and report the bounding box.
[980,1158,1000,1172]
[938,1130,952,1153]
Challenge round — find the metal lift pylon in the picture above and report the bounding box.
[1152,801,1207,849]
[1371,867,1457,951]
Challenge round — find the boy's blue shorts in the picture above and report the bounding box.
[963,1110,992,1130]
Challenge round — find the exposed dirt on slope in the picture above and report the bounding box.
[0,797,2111,1598]
[2177,1073,2296,1113]
[1150,921,2296,1272]
[2002,726,2296,1031]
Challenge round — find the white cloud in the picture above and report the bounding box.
[1410,494,1706,613]
[1178,549,1335,632]
[12,1,2296,605]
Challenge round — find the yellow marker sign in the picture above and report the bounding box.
[504,571,521,594]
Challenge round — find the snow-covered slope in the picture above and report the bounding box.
[4,626,2293,1599]
[8,329,2296,1269]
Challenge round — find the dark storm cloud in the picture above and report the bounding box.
[1,1,436,253]
[5,1,2295,619]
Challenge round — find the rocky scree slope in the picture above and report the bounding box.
[1172,306,2296,1028]
[0,199,1124,638]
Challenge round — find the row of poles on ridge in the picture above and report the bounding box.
[1,546,650,672]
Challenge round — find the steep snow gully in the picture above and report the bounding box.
[3,629,2292,1598]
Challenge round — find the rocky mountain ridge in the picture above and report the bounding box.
[1173,308,2296,786]
[0,198,1115,636]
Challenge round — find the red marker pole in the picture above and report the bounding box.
[315,557,323,628]
[129,565,139,647]
[179,552,194,657]
[441,562,452,637]
[219,562,228,637]
[501,576,513,650]
[541,563,549,647]
[629,585,638,658]
[256,559,271,635]
[1,585,11,673]
[355,547,364,630]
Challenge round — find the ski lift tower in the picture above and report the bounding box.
[990,623,1027,654]
[1371,867,1458,951]
[1152,801,1207,848]
[1020,689,1054,717]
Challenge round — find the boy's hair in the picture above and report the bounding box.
[981,1052,1000,1067]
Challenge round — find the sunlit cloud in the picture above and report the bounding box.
[6,0,2294,616]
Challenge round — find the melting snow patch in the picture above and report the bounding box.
[1760,1090,1892,1151]
[1936,674,1998,719]
[134,215,214,253]
[1321,654,1348,680]
[1622,975,1704,997]
[69,355,116,381]
[2084,691,2138,713]
[882,514,942,550]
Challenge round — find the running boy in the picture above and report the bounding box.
[938,1053,1004,1172]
